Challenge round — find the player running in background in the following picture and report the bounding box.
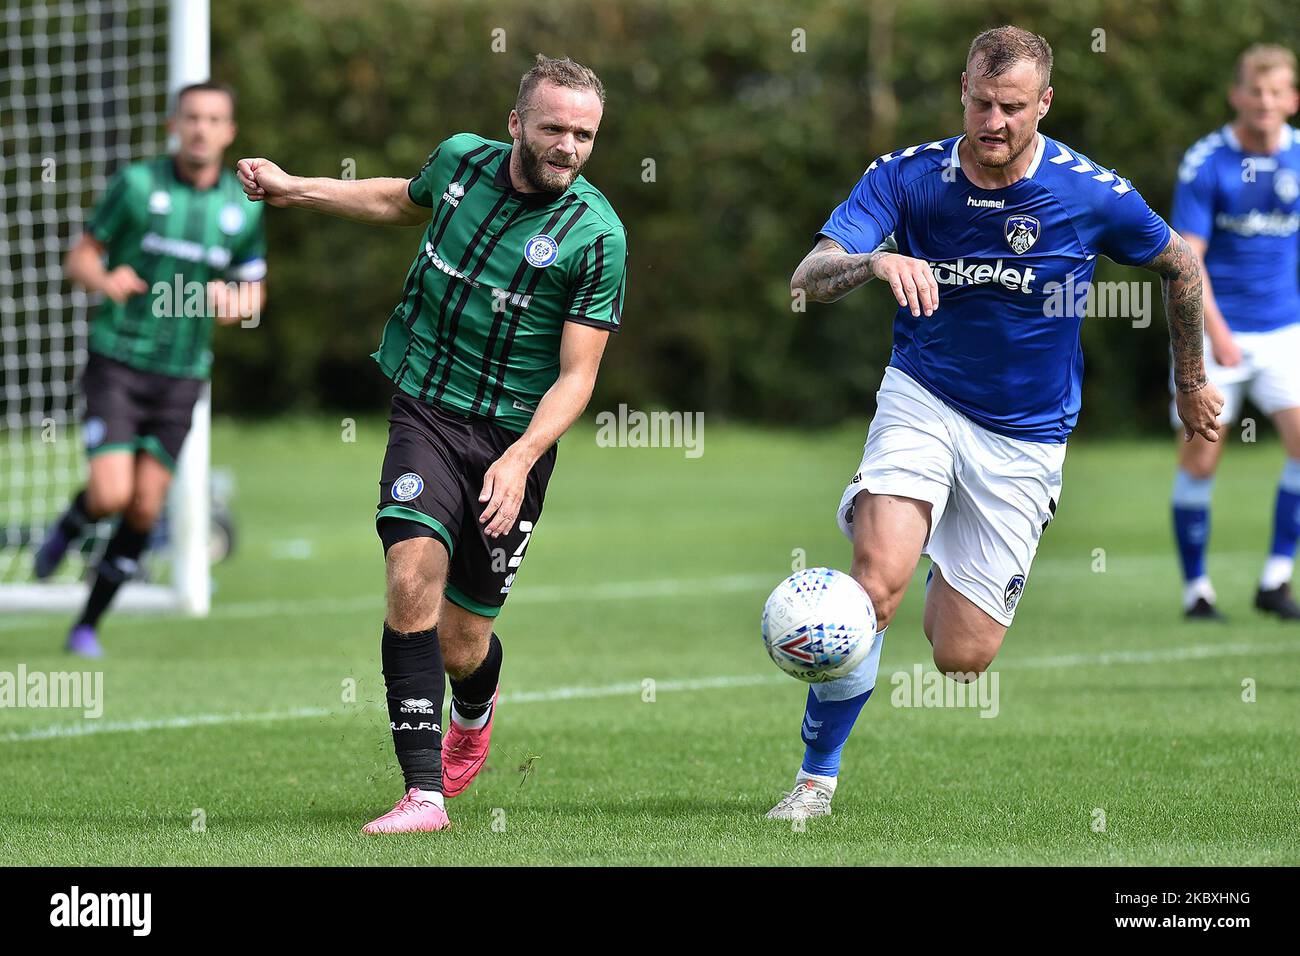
[237,55,627,833]
[772,26,1223,820]
[35,82,267,657]
[1169,45,1300,621]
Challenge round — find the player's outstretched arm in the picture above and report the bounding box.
[236,158,427,227]
[1142,231,1225,443]
[477,323,609,539]
[791,237,937,316]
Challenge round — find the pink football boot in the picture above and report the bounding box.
[361,789,450,834]
[442,688,499,798]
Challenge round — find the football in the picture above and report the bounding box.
[761,567,878,682]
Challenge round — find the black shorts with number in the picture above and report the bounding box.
[376,392,557,619]
[81,351,205,473]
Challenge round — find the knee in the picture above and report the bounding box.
[932,641,997,679]
[124,493,163,531]
[440,632,484,678]
[87,484,130,517]
[385,557,438,633]
[1179,459,1218,482]
[851,564,906,630]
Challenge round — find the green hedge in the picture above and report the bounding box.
[210,0,1298,434]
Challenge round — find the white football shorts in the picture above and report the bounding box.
[1168,323,1300,428]
[836,366,1066,627]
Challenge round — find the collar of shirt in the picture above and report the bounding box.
[493,149,570,208]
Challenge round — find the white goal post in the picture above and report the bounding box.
[0,0,212,616]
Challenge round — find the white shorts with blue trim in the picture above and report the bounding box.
[836,367,1065,627]
[1169,324,1300,428]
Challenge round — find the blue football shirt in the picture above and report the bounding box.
[818,133,1171,443]
[1171,124,1300,335]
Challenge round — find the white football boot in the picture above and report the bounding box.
[765,777,834,820]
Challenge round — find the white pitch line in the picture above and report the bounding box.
[1016,640,1295,669]
[0,573,776,632]
[0,551,1270,631]
[1,640,1291,744]
[0,675,777,744]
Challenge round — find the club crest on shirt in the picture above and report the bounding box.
[219,204,245,235]
[524,234,559,268]
[1004,214,1040,254]
[391,472,424,502]
[1004,574,1026,613]
[148,190,171,215]
[1275,169,1299,205]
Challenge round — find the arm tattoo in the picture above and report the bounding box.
[1146,233,1207,393]
[791,238,884,303]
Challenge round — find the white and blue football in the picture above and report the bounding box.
[761,568,877,683]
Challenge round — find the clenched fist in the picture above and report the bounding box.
[237,158,295,207]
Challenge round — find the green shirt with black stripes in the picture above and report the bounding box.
[372,133,627,434]
[85,157,267,380]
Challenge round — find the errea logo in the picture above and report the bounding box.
[400,697,437,714]
[442,181,465,206]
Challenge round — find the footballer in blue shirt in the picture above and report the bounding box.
[1168,45,1300,622]
[767,26,1224,821]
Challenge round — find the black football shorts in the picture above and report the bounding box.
[376,391,557,619]
[80,351,204,472]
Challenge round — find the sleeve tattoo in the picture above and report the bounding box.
[1145,233,1207,393]
[791,237,889,303]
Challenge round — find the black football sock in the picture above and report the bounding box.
[57,489,94,539]
[77,521,149,628]
[382,623,445,792]
[450,632,502,721]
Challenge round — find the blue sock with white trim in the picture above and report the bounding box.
[1172,468,1214,585]
[1263,459,1300,590]
[799,628,886,779]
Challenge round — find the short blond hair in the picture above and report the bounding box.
[967,25,1053,95]
[1235,44,1296,86]
[516,54,605,116]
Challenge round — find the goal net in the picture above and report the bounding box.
[0,0,210,615]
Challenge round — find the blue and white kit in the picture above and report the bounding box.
[1169,123,1300,425]
[821,132,1171,624]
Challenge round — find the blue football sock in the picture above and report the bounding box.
[800,627,886,778]
[1261,459,1300,590]
[1268,459,1300,564]
[1172,468,1214,582]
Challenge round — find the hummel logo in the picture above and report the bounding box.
[442,181,465,206]
[966,196,1005,209]
[802,714,823,740]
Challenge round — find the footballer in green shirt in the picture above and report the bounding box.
[36,82,267,658]
[238,55,627,833]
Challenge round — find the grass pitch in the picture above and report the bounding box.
[1,418,1297,865]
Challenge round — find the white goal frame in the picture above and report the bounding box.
[2,0,211,616]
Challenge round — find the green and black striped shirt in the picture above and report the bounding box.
[85,156,267,380]
[372,133,627,433]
